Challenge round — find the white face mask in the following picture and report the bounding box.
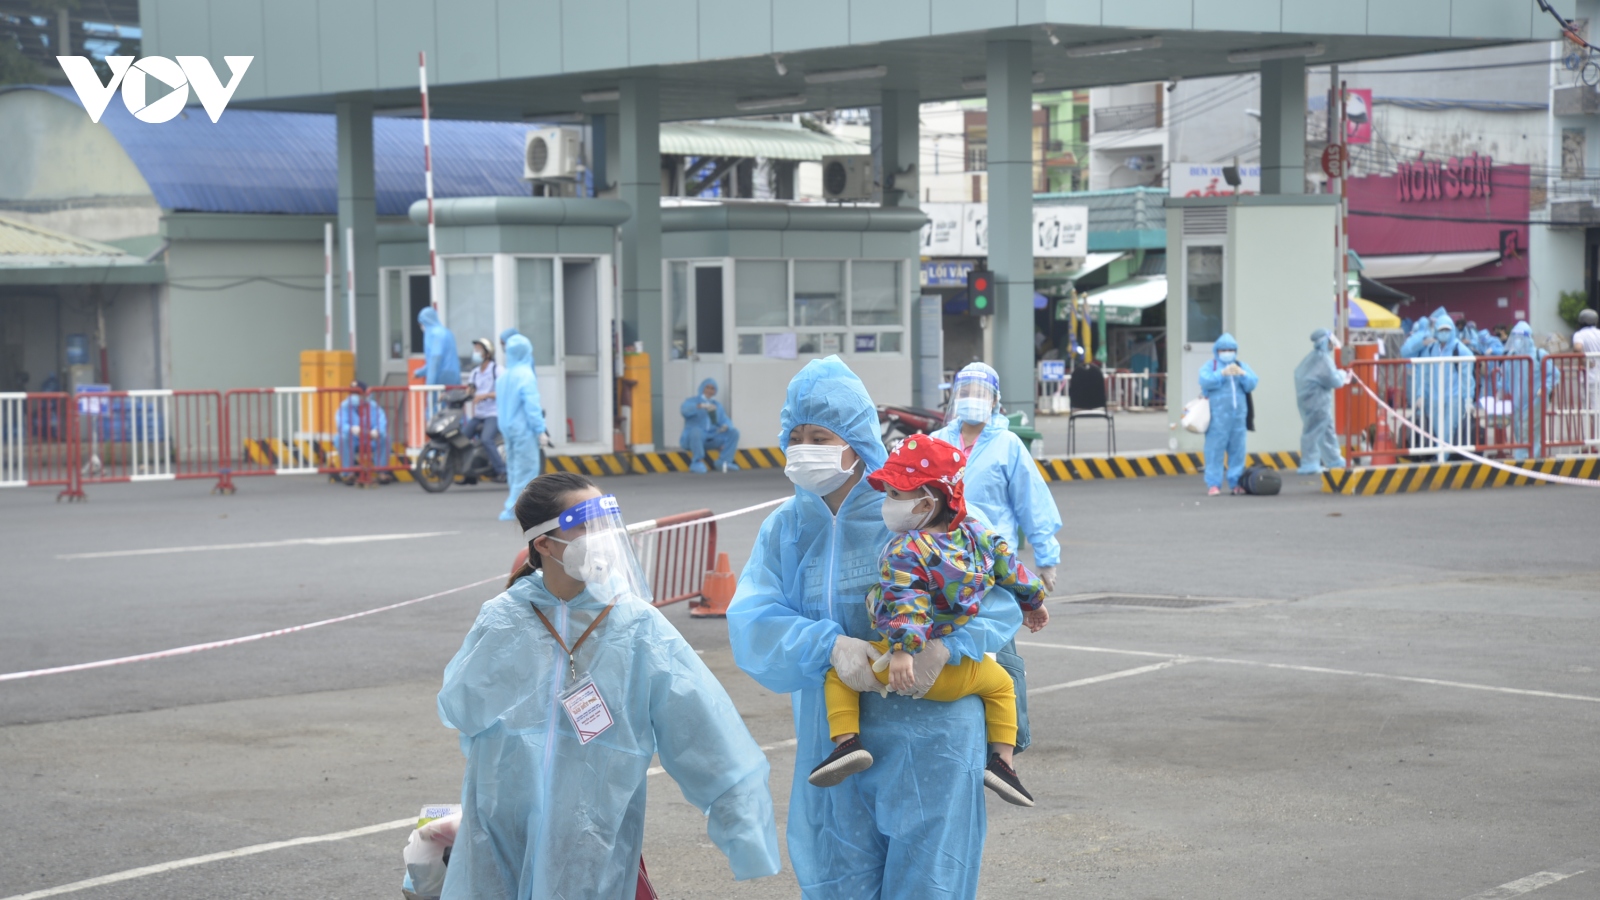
[784,443,857,495]
[881,490,935,533]
[546,534,612,586]
[471,352,484,366]
[952,398,992,424]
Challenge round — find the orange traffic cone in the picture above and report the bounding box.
[1371,418,1398,466]
[692,552,736,618]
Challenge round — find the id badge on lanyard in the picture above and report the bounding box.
[532,601,616,745]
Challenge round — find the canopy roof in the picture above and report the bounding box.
[1361,251,1501,280]
[661,120,865,160]
[0,214,165,285]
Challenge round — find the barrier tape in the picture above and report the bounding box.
[1349,374,1600,488]
[633,497,787,536]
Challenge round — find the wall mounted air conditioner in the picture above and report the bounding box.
[525,128,582,180]
[821,155,874,201]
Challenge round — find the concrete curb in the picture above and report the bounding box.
[542,447,786,476]
[1320,456,1600,494]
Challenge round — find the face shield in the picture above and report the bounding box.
[947,372,999,424]
[523,494,652,605]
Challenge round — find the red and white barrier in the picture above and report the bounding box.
[1342,356,1538,463]
[1542,352,1600,453]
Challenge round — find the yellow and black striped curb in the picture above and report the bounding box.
[1321,456,1600,495]
[1035,451,1299,482]
[543,447,787,477]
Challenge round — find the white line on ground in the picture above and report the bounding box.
[647,737,797,777]
[1457,859,1593,900]
[57,532,458,560]
[0,818,416,900]
[1026,658,1195,697]
[1018,641,1600,704]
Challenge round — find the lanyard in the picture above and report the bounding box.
[531,601,613,681]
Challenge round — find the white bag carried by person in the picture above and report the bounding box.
[401,805,461,900]
[1181,397,1211,434]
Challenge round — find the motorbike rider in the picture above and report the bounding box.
[460,338,506,483]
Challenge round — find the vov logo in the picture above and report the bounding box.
[57,56,253,124]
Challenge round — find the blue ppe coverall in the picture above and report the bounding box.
[495,335,546,521]
[1400,312,1476,453]
[680,378,741,472]
[1199,333,1260,490]
[334,394,390,470]
[1501,321,1557,458]
[498,326,520,347]
[932,407,1061,752]
[727,355,1022,900]
[418,307,462,386]
[438,573,782,899]
[1294,329,1347,473]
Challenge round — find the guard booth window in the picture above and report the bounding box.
[695,266,724,354]
[516,258,556,363]
[1185,246,1223,343]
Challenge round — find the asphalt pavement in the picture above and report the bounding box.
[2,468,1597,899]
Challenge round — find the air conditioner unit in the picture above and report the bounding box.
[525,128,582,180]
[821,155,874,201]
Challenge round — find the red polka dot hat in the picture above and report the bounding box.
[865,434,967,521]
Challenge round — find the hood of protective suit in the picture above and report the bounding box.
[777,356,887,473]
[419,306,440,328]
[1433,314,1456,336]
[1213,333,1239,355]
[954,361,1002,401]
[504,333,534,368]
[698,377,719,397]
[1311,328,1331,350]
[1507,321,1535,354]
[499,327,520,345]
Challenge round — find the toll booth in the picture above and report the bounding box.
[1165,195,1338,454]
[382,197,631,456]
[661,204,926,444]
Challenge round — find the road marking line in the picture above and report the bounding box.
[0,576,501,682]
[647,737,797,777]
[1457,859,1593,899]
[1027,658,1194,697]
[1018,641,1600,704]
[57,532,457,560]
[0,818,416,900]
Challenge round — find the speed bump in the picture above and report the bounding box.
[1321,456,1600,495]
[1035,451,1298,482]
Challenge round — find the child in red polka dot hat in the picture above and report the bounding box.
[808,434,1049,807]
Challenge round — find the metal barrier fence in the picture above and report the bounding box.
[1543,352,1600,453]
[1342,356,1538,463]
[0,392,75,492]
[1037,369,1167,414]
[72,390,228,490]
[628,508,717,607]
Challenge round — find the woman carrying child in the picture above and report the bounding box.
[728,356,1025,900]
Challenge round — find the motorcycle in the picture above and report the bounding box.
[413,386,500,493]
[876,402,947,452]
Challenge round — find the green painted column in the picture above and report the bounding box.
[336,100,380,384]
[619,78,663,445]
[879,89,920,209]
[1260,58,1307,195]
[986,40,1035,412]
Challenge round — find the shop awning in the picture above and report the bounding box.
[659,120,866,161]
[1359,251,1500,280]
[1081,275,1166,325]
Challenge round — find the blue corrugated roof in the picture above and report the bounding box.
[15,86,532,216]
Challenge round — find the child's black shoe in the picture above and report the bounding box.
[808,736,874,787]
[983,752,1035,807]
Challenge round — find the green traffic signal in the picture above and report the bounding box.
[974,294,988,309]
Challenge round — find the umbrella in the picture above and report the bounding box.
[1349,297,1401,329]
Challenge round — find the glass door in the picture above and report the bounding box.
[1180,242,1225,405]
[665,260,730,430]
[379,266,431,383]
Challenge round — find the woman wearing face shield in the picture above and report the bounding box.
[931,362,1061,757]
[437,473,780,899]
[727,356,1023,900]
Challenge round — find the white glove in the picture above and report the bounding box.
[830,635,887,696]
[903,638,950,699]
[1036,565,1058,593]
[1337,370,1352,387]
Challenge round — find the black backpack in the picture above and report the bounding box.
[1240,465,1281,495]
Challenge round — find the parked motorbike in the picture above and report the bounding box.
[876,402,947,452]
[413,386,499,493]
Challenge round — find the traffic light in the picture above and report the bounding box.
[967,268,995,316]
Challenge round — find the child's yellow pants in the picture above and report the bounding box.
[823,639,1017,745]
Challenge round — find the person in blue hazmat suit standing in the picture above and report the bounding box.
[681,378,741,473]
[417,307,461,386]
[437,472,781,898]
[931,361,1060,756]
[1402,309,1476,455]
[334,380,391,484]
[1199,333,1259,495]
[727,355,1023,900]
[1294,329,1351,474]
[496,335,546,521]
[1501,321,1557,459]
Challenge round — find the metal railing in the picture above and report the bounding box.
[629,508,718,607]
[1341,356,1541,463]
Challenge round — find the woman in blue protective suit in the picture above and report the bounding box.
[496,335,546,521]
[931,361,1061,756]
[727,355,1023,900]
[417,307,461,387]
[1199,333,1259,495]
[1500,321,1557,459]
[438,472,781,899]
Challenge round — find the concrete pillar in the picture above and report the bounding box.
[619,78,663,445]
[879,89,920,208]
[592,113,620,199]
[986,40,1034,410]
[336,100,380,384]
[1259,59,1307,195]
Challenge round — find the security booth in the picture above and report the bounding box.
[381,197,631,457]
[660,204,925,445]
[1166,195,1338,454]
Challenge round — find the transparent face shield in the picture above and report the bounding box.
[523,494,652,605]
[947,374,999,424]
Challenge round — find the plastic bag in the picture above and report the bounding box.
[1181,397,1211,434]
[401,806,461,900]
